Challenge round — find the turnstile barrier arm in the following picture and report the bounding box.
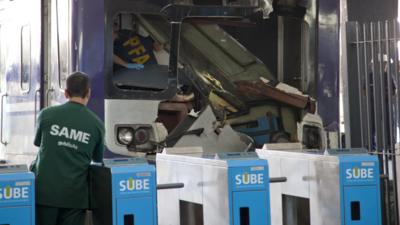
[270,177,287,183]
[157,183,185,190]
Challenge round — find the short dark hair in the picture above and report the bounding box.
[66,72,90,98]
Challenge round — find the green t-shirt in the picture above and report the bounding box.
[33,101,104,209]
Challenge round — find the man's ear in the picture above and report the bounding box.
[64,90,70,99]
[86,88,91,99]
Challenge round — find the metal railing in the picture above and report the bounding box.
[346,19,400,225]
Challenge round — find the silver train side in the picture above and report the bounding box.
[0,0,326,164]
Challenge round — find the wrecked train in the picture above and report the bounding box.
[0,0,325,163]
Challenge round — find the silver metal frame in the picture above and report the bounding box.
[256,149,341,225]
[157,150,232,225]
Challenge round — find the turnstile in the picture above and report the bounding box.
[157,150,271,225]
[256,148,382,225]
[0,164,35,225]
[90,158,157,225]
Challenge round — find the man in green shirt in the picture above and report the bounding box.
[32,72,105,225]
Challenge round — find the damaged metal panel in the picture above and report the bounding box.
[235,80,316,113]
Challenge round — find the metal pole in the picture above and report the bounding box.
[169,21,182,85]
[378,21,392,225]
[392,19,400,225]
[377,21,388,165]
[384,20,393,168]
[371,21,388,225]
[386,20,400,225]
[355,22,365,147]
[363,23,373,150]
[371,22,383,153]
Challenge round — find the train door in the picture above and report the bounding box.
[47,0,71,106]
[0,20,5,160]
[1,0,42,163]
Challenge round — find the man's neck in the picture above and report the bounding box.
[68,97,87,106]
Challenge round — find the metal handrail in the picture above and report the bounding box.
[46,88,54,106]
[1,93,8,145]
[34,89,41,127]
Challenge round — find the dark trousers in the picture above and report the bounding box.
[36,205,86,225]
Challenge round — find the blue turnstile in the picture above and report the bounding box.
[226,155,271,225]
[90,158,157,225]
[339,154,382,225]
[0,165,35,225]
[257,148,382,225]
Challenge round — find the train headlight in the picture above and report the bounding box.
[134,128,150,145]
[302,125,321,149]
[117,127,134,145]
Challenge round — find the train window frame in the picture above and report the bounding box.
[21,25,31,93]
[105,10,177,100]
[112,13,171,92]
[0,24,2,94]
[56,0,70,90]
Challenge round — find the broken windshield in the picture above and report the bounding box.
[139,14,276,101]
